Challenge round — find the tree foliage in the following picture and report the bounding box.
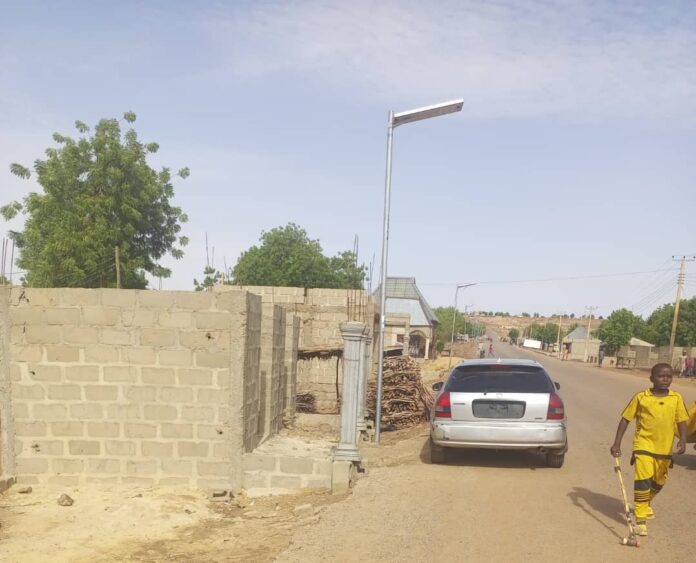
[193,265,222,292]
[508,328,520,340]
[231,223,366,289]
[640,298,696,347]
[596,308,644,353]
[2,113,189,288]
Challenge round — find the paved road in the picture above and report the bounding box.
[277,341,696,562]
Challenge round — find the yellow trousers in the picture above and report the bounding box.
[633,454,670,521]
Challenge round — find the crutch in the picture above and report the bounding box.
[613,456,640,547]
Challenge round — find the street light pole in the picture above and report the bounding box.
[449,283,476,369]
[374,99,464,443]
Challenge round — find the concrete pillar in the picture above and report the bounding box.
[425,336,431,359]
[334,321,364,463]
[356,328,371,434]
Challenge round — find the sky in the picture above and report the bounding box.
[1,0,695,318]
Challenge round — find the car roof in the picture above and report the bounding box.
[454,358,542,368]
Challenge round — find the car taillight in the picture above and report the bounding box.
[547,393,565,420]
[434,391,451,419]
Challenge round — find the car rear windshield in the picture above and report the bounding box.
[445,365,554,393]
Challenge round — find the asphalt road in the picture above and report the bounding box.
[277,341,696,562]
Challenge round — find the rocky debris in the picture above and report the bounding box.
[367,357,434,429]
[209,489,229,502]
[292,503,314,519]
[18,486,32,494]
[57,494,74,507]
[234,493,252,509]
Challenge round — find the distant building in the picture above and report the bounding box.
[562,326,601,363]
[373,277,439,358]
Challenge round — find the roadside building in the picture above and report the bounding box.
[373,277,439,358]
[562,326,601,363]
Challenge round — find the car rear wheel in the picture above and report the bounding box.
[546,451,565,468]
[430,440,448,464]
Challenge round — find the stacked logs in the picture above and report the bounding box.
[367,357,434,429]
[296,392,316,413]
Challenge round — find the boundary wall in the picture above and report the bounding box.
[0,287,288,491]
[215,286,374,412]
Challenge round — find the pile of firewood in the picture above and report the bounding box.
[296,392,316,413]
[367,357,434,429]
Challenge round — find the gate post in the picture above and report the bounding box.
[334,322,365,462]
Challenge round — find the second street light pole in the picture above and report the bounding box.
[449,283,476,369]
[374,99,464,443]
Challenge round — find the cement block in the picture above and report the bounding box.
[121,309,157,326]
[63,326,100,345]
[198,461,231,477]
[124,386,157,402]
[279,457,315,475]
[244,470,270,489]
[158,311,193,328]
[87,422,121,438]
[12,345,43,362]
[12,403,29,418]
[142,441,174,457]
[144,405,178,421]
[270,474,302,489]
[140,328,177,347]
[48,384,82,400]
[24,325,61,344]
[58,288,100,306]
[196,388,225,404]
[158,349,192,367]
[194,312,231,330]
[162,459,193,475]
[16,457,49,473]
[126,460,158,475]
[138,291,177,308]
[82,307,120,326]
[100,289,137,308]
[53,458,85,473]
[100,328,135,346]
[107,404,141,420]
[27,440,64,455]
[70,403,104,420]
[47,475,80,486]
[175,291,213,310]
[160,387,194,403]
[46,346,80,362]
[331,460,355,494]
[14,384,45,399]
[120,347,157,364]
[27,364,62,382]
[14,421,47,437]
[242,454,278,472]
[66,365,100,382]
[45,307,81,326]
[196,425,226,440]
[181,406,215,422]
[68,440,101,455]
[85,385,118,401]
[195,351,229,368]
[177,368,213,386]
[124,423,157,439]
[141,367,175,384]
[178,441,209,457]
[50,421,84,437]
[88,458,122,474]
[105,440,136,456]
[34,404,68,420]
[103,366,138,383]
[84,345,119,363]
[162,423,194,439]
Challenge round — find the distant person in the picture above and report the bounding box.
[676,351,687,377]
[686,356,695,378]
[598,348,605,368]
[562,344,570,361]
[488,343,494,357]
[610,363,688,537]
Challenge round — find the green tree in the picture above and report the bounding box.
[193,265,222,292]
[1,113,189,288]
[231,223,366,289]
[596,308,644,353]
[641,298,696,347]
[508,328,520,340]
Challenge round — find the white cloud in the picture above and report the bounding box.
[208,0,696,124]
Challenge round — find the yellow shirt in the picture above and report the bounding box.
[621,389,689,455]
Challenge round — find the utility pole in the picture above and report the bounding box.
[115,246,121,289]
[584,306,597,362]
[669,255,696,361]
[556,314,563,359]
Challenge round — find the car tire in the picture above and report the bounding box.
[430,440,447,464]
[546,451,565,468]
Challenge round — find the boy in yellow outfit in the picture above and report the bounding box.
[610,363,688,537]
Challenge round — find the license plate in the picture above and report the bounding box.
[472,400,525,419]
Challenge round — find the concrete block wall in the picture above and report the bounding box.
[284,315,300,423]
[217,286,374,413]
[258,304,285,443]
[1,287,16,490]
[5,287,262,490]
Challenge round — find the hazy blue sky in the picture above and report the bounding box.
[2,0,695,317]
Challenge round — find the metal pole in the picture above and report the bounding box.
[448,285,460,370]
[584,306,596,362]
[556,314,563,359]
[374,111,394,443]
[668,256,694,360]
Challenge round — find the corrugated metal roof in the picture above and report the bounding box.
[385,298,429,326]
[629,337,654,347]
[373,277,439,326]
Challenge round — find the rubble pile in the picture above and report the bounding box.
[367,357,434,429]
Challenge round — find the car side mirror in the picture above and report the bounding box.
[554,381,560,390]
[432,381,444,391]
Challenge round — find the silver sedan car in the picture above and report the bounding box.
[430,358,568,467]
